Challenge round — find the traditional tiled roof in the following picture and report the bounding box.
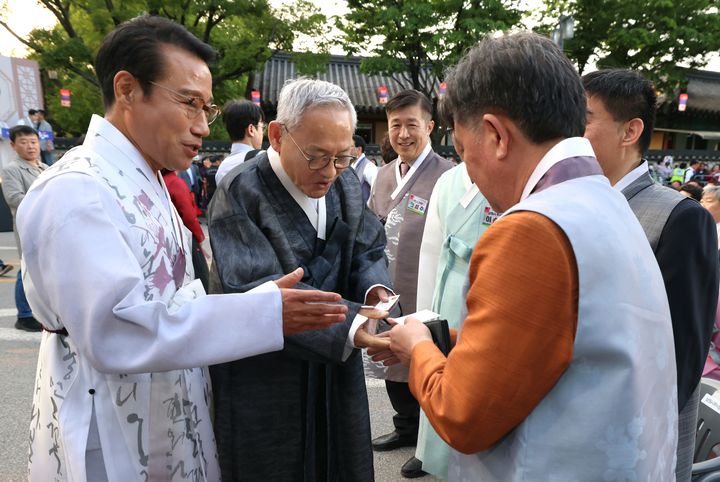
[250,52,439,115]
[687,70,720,113]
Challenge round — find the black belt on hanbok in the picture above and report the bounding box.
[42,325,69,336]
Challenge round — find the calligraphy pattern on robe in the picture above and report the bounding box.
[21,115,253,482]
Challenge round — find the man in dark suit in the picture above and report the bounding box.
[583,68,719,482]
[178,160,202,207]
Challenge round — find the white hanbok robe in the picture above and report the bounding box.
[19,115,284,481]
[415,163,492,478]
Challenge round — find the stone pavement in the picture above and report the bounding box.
[0,228,440,481]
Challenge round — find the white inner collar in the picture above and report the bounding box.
[391,142,432,200]
[268,147,327,240]
[519,137,596,203]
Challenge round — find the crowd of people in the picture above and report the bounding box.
[653,158,720,190]
[5,13,720,482]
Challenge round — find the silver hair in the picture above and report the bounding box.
[276,77,357,132]
[703,184,720,202]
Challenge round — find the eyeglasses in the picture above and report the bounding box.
[283,126,357,171]
[148,81,220,125]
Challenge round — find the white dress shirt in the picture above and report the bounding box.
[614,160,650,192]
[216,142,254,184]
[352,153,378,189]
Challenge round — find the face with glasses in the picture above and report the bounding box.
[250,120,265,149]
[149,81,220,125]
[268,105,356,198]
[109,44,214,173]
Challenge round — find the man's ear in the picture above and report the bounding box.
[267,121,283,151]
[482,114,510,160]
[622,118,644,148]
[114,71,139,107]
[425,118,435,136]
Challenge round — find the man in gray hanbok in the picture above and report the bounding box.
[209,78,393,481]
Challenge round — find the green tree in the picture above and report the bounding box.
[0,0,331,138]
[337,0,523,140]
[538,0,720,94]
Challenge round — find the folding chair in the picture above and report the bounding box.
[692,378,720,481]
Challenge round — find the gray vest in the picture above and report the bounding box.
[450,175,678,481]
[621,171,683,251]
[368,150,454,314]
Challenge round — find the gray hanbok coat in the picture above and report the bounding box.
[208,153,391,481]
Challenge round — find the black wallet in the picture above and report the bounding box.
[423,319,452,356]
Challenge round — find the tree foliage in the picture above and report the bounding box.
[0,0,331,137]
[337,0,523,104]
[537,0,720,94]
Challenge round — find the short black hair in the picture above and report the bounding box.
[353,134,366,152]
[28,109,37,115]
[380,133,398,163]
[10,125,38,142]
[441,32,586,143]
[386,89,432,120]
[95,14,217,109]
[679,183,703,201]
[222,100,264,141]
[582,69,656,154]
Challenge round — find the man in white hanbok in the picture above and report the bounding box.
[18,15,346,482]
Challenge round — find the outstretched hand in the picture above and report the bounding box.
[275,268,347,335]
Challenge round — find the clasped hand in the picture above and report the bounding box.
[354,286,392,349]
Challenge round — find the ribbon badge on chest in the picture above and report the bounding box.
[483,206,500,225]
[407,194,428,216]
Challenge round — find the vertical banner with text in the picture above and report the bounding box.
[678,93,688,112]
[377,85,388,105]
[251,90,261,106]
[60,89,71,108]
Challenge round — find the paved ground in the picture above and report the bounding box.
[0,229,440,481]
